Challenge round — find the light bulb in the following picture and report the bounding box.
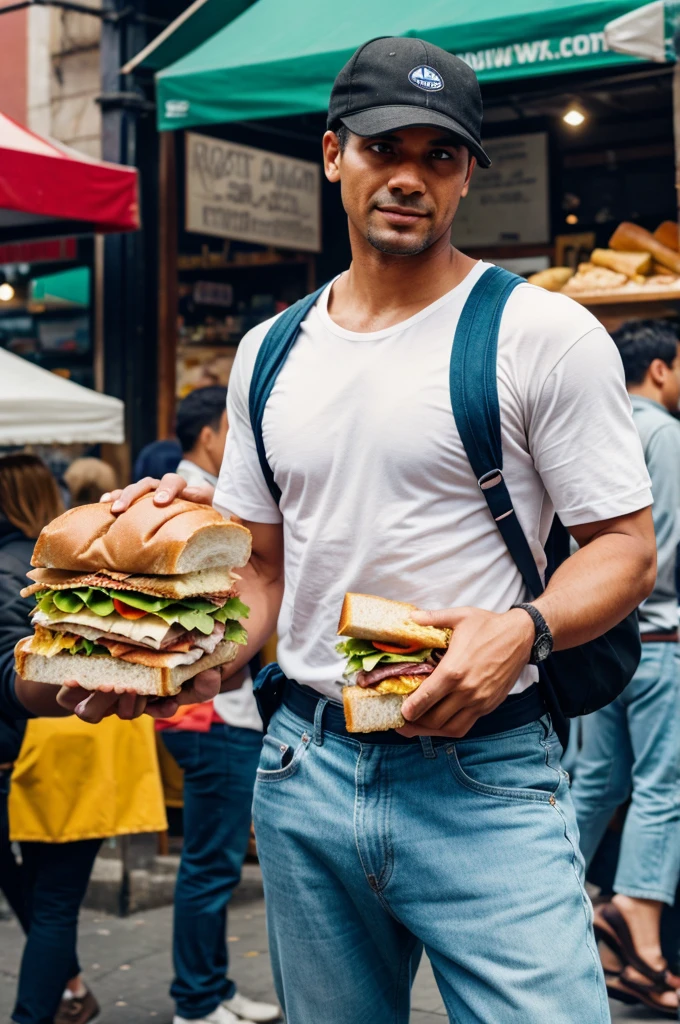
[0,283,15,301]
[563,108,586,127]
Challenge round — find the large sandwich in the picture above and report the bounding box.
[14,494,252,697]
[336,593,450,733]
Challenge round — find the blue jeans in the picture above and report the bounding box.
[162,722,263,1019]
[12,838,102,1024]
[571,642,680,904]
[252,703,609,1024]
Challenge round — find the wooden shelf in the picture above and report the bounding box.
[569,289,680,306]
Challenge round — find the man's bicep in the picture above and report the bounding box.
[569,506,654,548]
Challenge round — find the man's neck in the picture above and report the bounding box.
[327,228,478,334]
[182,450,217,477]
[628,382,666,409]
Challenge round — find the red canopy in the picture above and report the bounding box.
[0,112,140,240]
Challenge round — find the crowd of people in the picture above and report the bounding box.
[2,34,680,1024]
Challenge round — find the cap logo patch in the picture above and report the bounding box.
[408,65,444,92]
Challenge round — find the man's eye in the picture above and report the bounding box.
[369,142,393,154]
[431,149,453,160]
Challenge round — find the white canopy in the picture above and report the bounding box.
[0,348,124,445]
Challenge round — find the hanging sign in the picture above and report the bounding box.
[185,132,321,253]
[453,132,549,248]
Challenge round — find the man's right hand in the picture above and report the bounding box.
[101,472,214,514]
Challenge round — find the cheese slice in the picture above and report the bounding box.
[32,608,172,649]
[373,675,423,696]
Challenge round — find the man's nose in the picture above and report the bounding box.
[387,161,426,196]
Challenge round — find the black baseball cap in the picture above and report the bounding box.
[328,37,491,168]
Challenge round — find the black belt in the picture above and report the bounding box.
[282,679,546,745]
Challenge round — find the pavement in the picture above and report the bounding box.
[0,865,664,1023]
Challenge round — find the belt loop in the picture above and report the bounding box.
[419,736,436,759]
[313,698,329,746]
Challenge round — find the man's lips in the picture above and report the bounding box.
[375,206,429,226]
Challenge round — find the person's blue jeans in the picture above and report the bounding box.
[252,702,609,1024]
[571,641,680,904]
[162,722,263,1019]
[12,837,102,1024]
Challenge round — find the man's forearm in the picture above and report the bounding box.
[219,561,283,688]
[534,509,655,650]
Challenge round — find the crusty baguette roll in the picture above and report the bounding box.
[609,222,680,276]
[653,221,679,251]
[526,267,573,291]
[31,493,251,575]
[14,636,238,698]
[338,593,450,649]
[343,685,406,732]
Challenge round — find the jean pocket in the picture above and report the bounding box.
[446,726,560,804]
[256,729,310,783]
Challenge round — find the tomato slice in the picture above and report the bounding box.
[113,598,147,620]
[373,641,422,654]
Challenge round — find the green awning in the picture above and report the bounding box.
[157,0,652,131]
[30,267,90,308]
[605,0,680,62]
[122,0,255,75]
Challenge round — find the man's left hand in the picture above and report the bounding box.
[397,606,535,738]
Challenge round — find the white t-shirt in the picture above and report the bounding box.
[215,261,652,701]
[177,457,262,732]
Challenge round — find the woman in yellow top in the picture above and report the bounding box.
[0,455,166,1024]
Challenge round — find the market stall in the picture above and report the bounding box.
[0,347,124,446]
[0,112,139,242]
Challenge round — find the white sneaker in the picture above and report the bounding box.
[174,1005,256,1024]
[223,991,281,1023]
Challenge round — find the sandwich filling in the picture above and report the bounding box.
[336,638,437,695]
[24,580,249,667]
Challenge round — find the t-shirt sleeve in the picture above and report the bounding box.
[527,327,652,526]
[213,333,283,525]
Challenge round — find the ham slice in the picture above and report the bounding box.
[357,662,434,689]
[192,620,225,654]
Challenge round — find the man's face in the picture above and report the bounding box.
[660,344,680,413]
[323,126,476,256]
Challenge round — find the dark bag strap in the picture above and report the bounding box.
[450,266,544,600]
[249,285,327,504]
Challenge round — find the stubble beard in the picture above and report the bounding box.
[365,224,437,256]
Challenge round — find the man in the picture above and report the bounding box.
[157,387,277,1024]
[63,38,655,1023]
[571,320,680,1016]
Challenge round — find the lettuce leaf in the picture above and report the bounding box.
[34,587,250,635]
[53,590,85,614]
[223,619,248,645]
[69,637,110,656]
[214,597,250,622]
[335,638,431,676]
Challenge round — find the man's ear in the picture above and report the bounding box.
[323,131,342,183]
[460,154,477,199]
[197,424,214,451]
[648,358,669,387]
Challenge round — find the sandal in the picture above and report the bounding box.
[595,903,680,1016]
[603,967,643,1007]
[616,969,679,1019]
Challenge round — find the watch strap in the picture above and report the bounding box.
[511,602,553,664]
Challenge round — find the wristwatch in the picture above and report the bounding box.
[511,603,553,665]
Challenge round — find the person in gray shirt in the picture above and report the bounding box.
[572,319,680,1016]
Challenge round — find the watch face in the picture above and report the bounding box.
[534,633,553,663]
